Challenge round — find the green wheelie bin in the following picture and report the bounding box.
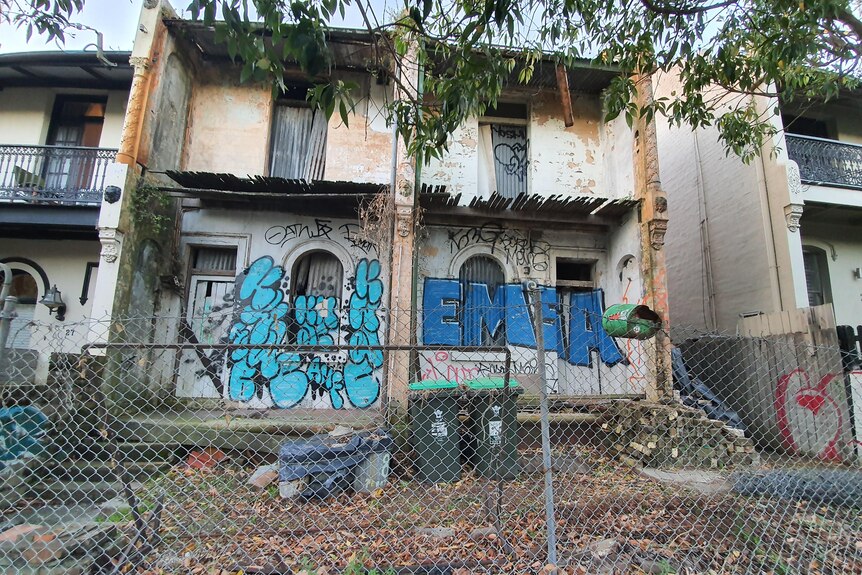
[465,377,522,479]
[408,379,462,483]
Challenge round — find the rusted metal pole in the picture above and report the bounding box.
[527,281,558,568]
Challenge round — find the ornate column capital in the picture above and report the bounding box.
[98,228,124,263]
[648,219,668,250]
[784,203,804,232]
[395,205,413,238]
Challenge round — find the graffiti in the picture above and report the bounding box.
[447,224,551,272]
[422,279,624,367]
[419,350,560,392]
[264,219,334,246]
[342,258,385,408]
[0,406,48,461]
[339,223,377,255]
[227,256,383,409]
[775,369,847,462]
[621,277,648,388]
[264,220,378,256]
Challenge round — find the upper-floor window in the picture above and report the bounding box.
[269,91,327,181]
[782,114,833,139]
[478,102,529,199]
[802,246,833,307]
[47,96,107,149]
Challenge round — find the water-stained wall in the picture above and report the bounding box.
[423,88,636,203]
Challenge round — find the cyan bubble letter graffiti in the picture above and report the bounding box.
[228,256,383,409]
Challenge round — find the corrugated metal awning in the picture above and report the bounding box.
[420,188,639,217]
[162,171,386,216]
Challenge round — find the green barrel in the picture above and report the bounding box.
[408,380,462,483]
[465,377,522,480]
[602,303,661,340]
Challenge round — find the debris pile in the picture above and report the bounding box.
[600,401,757,468]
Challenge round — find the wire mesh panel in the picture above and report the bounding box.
[0,306,859,574]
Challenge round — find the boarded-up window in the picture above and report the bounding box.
[192,247,237,275]
[269,102,327,180]
[292,251,343,300]
[459,255,506,346]
[803,246,833,306]
[187,246,238,343]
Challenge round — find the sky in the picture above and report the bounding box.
[0,0,390,55]
[0,0,146,54]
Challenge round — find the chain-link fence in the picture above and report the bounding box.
[1,301,860,574]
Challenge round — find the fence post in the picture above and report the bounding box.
[527,281,558,567]
[0,263,17,387]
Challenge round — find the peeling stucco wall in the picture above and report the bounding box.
[529,91,603,196]
[423,90,635,202]
[323,74,393,184]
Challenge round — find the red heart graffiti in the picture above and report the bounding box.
[775,369,845,462]
[795,391,825,415]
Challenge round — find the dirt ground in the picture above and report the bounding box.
[133,446,862,575]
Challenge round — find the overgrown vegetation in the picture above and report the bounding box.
[131,179,173,235]
[11,0,862,163]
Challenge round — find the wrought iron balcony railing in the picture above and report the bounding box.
[785,134,862,189]
[0,145,117,206]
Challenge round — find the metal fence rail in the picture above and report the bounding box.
[0,307,860,574]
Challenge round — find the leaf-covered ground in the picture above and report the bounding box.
[131,447,862,574]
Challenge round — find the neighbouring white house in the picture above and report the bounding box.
[0,51,133,381]
[655,76,862,334]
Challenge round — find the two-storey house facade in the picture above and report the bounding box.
[0,51,132,383]
[103,0,670,418]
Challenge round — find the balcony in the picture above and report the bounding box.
[785,134,862,190]
[0,145,117,206]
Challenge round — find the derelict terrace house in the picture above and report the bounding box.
[96,0,670,422]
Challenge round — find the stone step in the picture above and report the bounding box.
[67,441,182,463]
[27,481,126,506]
[27,460,172,484]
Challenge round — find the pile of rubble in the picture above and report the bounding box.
[600,401,757,468]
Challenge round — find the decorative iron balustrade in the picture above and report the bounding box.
[785,134,862,189]
[0,145,117,205]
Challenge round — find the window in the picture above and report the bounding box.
[802,246,833,307]
[459,255,506,346]
[44,96,107,192]
[292,251,343,300]
[269,94,327,181]
[478,102,529,199]
[782,114,832,139]
[6,270,38,349]
[555,258,594,290]
[187,246,238,343]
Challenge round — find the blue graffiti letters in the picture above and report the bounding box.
[567,290,624,367]
[229,257,290,402]
[421,278,624,367]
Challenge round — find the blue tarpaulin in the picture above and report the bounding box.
[279,428,392,498]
